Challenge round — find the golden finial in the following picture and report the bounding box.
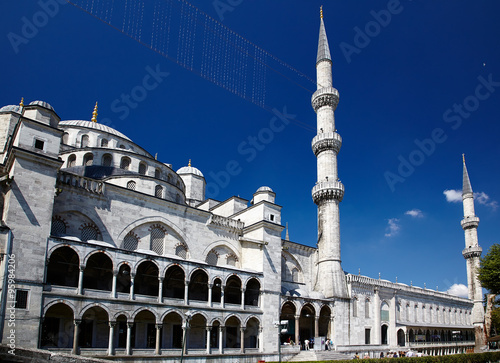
[320,5,323,19]
[91,102,98,123]
[155,153,158,160]
[19,97,24,107]
[462,153,465,163]
[188,159,191,167]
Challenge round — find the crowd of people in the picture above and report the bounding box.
[353,350,423,359]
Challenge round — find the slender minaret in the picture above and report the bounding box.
[460,155,485,346]
[311,7,347,298]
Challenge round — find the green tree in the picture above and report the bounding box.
[478,244,500,294]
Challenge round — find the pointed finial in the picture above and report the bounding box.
[462,153,473,196]
[320,5,323,19]
[91,102,98,123]
[410,281,413,287]
[19,97,24,107]
[395,276,398,283]
[285,222,289,241]
[378,272,381,280]
[424,283,426,289]
[188,159,191,167]
[462,153,465,163]
[436,286,438,291]
[358,268,361,276]
[155,153,158,160]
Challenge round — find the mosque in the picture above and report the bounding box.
[0,10,485,362]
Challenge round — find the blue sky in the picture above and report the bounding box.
[1,0,499,297]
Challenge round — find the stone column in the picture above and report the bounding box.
[315,316,319,338]
[206,327,212,354]
[158,277,164,303]
[240,327,245,353]
[108,321,116,355]
[295,315,300,346]
[111,269,118,298]
[220,285,225,309]
[126,322,133,355]
[155,324,162,355]
[72,319,81,355]
[184,280,189,305]
[373,287,381,345]
[77,265,85,295]
[182,326,189,355]
[241,288,246,310]
[389,293,397,346]
[129,273,135,300]
[208,283,213,307]
[219,326,224,354]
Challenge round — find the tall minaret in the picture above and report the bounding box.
[460,155,485,346]
[311,7,347,298]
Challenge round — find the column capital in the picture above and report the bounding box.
[240,327,246,333]
[130,272,136,279]
[74,319,82,325]
[112,269,119,276]
[155,324,163,330]
[206,326,212,331]
[127,322,134,328]
[185,280,190,286]
[158,276,164,282]
[208,283,213,288]
[109,321,117,328]
[241,287,246,292]
[79,265,85,271]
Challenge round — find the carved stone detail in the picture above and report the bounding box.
[312,181,344,204]
[311,87,339,112]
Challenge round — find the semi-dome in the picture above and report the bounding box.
[59,120,131,141]
[28,100,54,111]
[177,163,204,177]
[256,186,274,193]
[0,105,22,114]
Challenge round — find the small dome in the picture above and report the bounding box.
[0,105,22,114]
[177,165,204,177]
[28,100,54,111]
[256,186,274,193]
[59,120,131,141]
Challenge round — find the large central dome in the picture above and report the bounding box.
[59,120,131,141]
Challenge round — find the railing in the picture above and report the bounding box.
[312,181,345,203]
[208,214,245,233]
[57,171,104,194]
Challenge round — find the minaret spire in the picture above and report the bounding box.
[317,7,332,66]
[462,154,473,196]
[91,102,98,123]
[460,155,485,348]
[311,9,347,298]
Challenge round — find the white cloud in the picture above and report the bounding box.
[385,218,400,237]
[443,189,462,203]
[447,283,469,298]
[475,192,499,211]
[405,209,423,218]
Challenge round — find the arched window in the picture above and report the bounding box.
[120,157,131,170]
[139,162,147,175]
[81,134,89,148]
[127,181,136,190]
[83,153,93,166]
[101,138,108,147]
[150,225,165,255]
[80,224,99,242]
[206,250,218,266]
[119,144,125,149]
[47,247,79,287]
[51,216,67,237]
[67,154,76,167]
[381,302,390,321]
[155,185,163,198]
[353,297,358,317]
[155,168,161,179]
[101,154,112,167]
[62,132,69,144]
[123,232,139,251]
[365,299,370,318]
[175,244,187,259]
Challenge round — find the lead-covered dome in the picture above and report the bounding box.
[28,100,54,111]
[177,165,204,178]
[0,105,22,113]
[256,186,274,193]
[59,120,131,141]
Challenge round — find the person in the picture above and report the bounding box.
[380,352,384,358]
[325,338,330,350]
[304,339,309,350]
[363,353,370,359]
[354,352,360,359]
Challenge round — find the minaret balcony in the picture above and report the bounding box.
[461,216,479,230]
[312,132,342,156]
[311,87,339,112]
[312,181,344,204]
[462,246,482,259]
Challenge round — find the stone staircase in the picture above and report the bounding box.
[287,349,351,361]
